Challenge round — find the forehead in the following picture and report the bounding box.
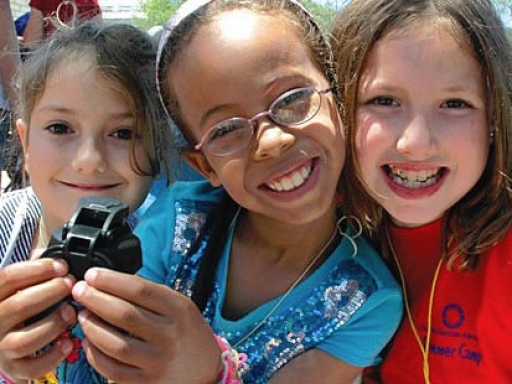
[172,9,321,85]
[382,17,471,54]
[367,22,476,71]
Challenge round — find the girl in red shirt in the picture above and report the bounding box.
[332,0,512,382]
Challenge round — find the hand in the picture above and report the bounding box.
[72,268,223,384]
[0,259,77,381]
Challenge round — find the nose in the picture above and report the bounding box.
[253,121,295,160]
[71,136,108,173]
[396,113,438,159]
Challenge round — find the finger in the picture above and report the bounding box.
[3,338,74,381]
[72,276,191,345]
[79,311,155,374]
[0,275,75,333]
[2,304,77,359]
[73,279,170,340]
[82,337,144,384]
[0,259,68,300]
[80,268,187,317]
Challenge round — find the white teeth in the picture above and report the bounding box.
[267,164,312,192]
[388,165,440,189]
[282,179,294,191]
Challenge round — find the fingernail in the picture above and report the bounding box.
[84,268,98,282]
[78,310,90,324]
[62,275,75,289]
[72,281,86,297]
[52,259,67,274]
[60,304,75,323]
[58,339,73,355]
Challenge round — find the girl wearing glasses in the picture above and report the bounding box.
[5,1,401,383]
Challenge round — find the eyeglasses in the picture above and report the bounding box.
[195,87,332,156]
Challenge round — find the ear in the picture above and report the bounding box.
[16,119,30,173]
[183,151,222,187]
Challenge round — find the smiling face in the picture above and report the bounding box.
[18,58,153,232]
[169,9,345,225]
[356,24,489,228]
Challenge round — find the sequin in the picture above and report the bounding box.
[172,203,207,254]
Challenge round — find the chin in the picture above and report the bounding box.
[389,209,444,228]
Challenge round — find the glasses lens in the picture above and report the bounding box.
[204,118,253,155]
[271,88,321,125]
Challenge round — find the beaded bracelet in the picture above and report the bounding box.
[0,371,13,384]
[215,335,247,384]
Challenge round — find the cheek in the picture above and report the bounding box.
[211,157,243,177]
[458,125,490,176]
[355,109,396,149]
[355,115,390,187]
[24,140,55,174]
[209,157,246,189]
[356,117,379,164]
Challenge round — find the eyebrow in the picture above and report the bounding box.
[200,103,236,127]
[37,105,134,119]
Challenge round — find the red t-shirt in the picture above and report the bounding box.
[364,219,512,383]
[29,0,101,37]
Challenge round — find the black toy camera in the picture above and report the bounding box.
[41,196,141,280]
[26,197,142,324]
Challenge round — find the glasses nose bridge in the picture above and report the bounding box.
[248,109,274,130]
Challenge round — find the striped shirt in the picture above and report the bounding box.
[0,187,41,269]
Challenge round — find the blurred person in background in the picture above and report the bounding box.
[23,0,102,49]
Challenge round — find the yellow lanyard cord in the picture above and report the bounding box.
[388,233,444,384]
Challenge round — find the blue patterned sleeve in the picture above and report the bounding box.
[135,185,179,284]
[316,239,403,367]
[318,285,403,367]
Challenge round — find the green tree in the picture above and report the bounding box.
[296,0,337,30]
[133,0,184,31]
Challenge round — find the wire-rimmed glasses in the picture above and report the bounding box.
[195,87,332,156]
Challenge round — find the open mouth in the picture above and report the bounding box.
[265,160,314,192]
[385,165,446,189]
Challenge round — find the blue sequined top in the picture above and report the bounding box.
[136,181,403,383]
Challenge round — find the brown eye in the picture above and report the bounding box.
[371,97,397,106]
[46,123,72,135]
[111,127,134,140]
[442,99,471,109]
